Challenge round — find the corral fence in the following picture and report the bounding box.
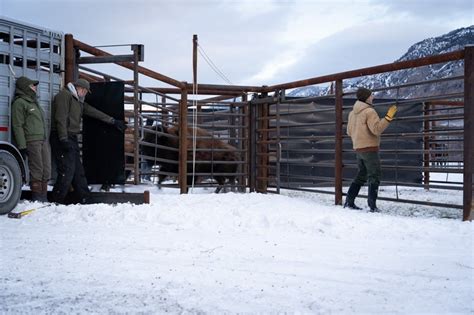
[251,48,472,221]
[66,34,472,221]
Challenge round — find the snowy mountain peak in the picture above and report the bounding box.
[398,26,474,62]
[289,26,473,98]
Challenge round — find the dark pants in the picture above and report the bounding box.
[50,133,89,204]
[352,151,381,187]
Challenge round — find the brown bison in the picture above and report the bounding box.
[142,125,239,193]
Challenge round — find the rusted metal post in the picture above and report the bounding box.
[249,97,257,192]
[162,95,168,127]
[423,102,430,190]
[144,190,150,204]
[257,93,269,193]
[242,93,248,192]
[179,85,188,194]
[64,34,75,84]
[192,34,202,124]
[193,35,198,90]
[463,45,473,221]
[132,45,140,185]
[275,90,283,194]
[335,80,343,205]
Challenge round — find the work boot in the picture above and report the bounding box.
[41,181,49,202]
[343,183,362,210]
[30,181,45,202]
[368,183,380,212]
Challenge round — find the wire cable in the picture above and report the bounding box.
[197,44,233,85]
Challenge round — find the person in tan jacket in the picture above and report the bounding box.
[344,87,397,212]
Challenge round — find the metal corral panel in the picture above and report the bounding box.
[0,17,63,143]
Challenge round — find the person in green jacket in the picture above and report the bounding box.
[11,76,51,202]
[50,78,126,204]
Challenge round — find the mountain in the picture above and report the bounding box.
[288,26,474,99]
[286,85,326,97]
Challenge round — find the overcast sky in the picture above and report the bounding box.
[1,0,473,88]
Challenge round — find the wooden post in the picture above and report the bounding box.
[463,45,473,221]
[179,85,188,194]
[335,80,343,205]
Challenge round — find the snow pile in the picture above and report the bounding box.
[1,189,473,313]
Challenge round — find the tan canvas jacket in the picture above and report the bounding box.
[346,100,390,150]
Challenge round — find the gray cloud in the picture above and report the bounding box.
[1,0,472,89]
[270,19,468,86]
[370,0,473,20]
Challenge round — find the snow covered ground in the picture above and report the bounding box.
[1,181,473,314]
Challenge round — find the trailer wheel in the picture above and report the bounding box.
[0,151,22,215]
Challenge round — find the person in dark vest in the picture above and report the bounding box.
[50,79,127,204]
[11,76,51,202]
[344,87,397,212]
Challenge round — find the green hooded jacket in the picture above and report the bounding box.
[11,77,47,149]
[51,84,114,141]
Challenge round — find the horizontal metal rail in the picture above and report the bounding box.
[344,75,464,96]
[138,141,179,152]
[268,186,335,195]
[263,50,464,92]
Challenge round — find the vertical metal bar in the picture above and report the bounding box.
[64,34,75,84]
[257,95,269,193]
[249,98,257,192]
[193,35,202,125]
[22,29,26,70]
[242,93,248,192]
[463,45,473,221]
[133,45,140,185]
[255,93,269,193]
[161,95,168,127]
[230,103,237,146]
[335,79,343,205]
[193,35,198,90]
[423,102,430,189]
[179,85,188,194]
[276,91,282,194]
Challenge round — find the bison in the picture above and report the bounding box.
[142,125,239,193]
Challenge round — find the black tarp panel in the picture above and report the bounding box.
[268,98,423,187]
[83,81,125,185]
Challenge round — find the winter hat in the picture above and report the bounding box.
[16,76,39,90]
[356,87,372,102]
[74,78,91,93]
[15,76,39,99]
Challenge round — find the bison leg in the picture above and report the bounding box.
[214,176,226,193]
[157,164,173,189]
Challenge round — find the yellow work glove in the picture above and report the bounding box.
[385,105,398,122]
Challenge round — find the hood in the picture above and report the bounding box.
[352,100,372,114]
[67,82,85,102]
[15,76,38,101]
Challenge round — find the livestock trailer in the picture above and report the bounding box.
[0,17,63,213]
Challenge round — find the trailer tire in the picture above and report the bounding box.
[0,151,22,215]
